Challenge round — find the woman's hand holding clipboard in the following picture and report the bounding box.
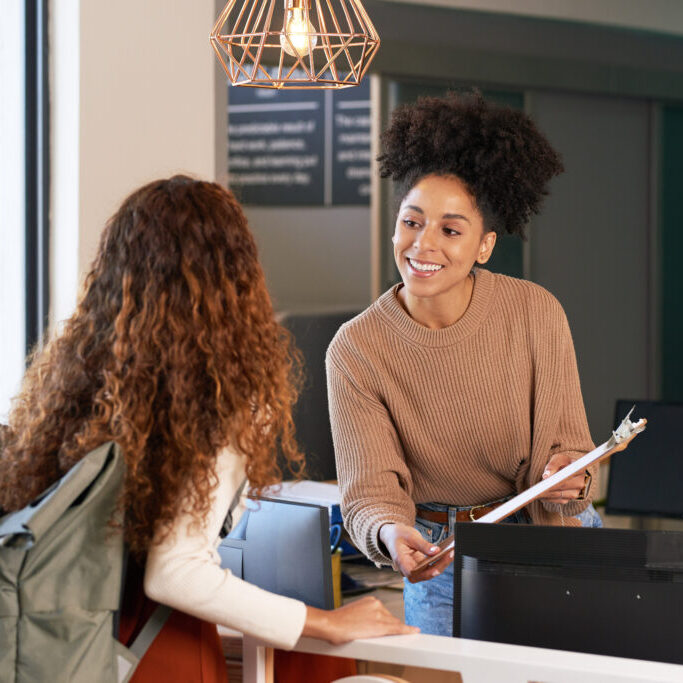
[408,408,647,579]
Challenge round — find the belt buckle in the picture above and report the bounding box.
[468,503,488,521]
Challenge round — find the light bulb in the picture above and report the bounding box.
[280,1,317,58]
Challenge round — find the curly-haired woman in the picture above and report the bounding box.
[326,92,602,636]
[0,176,415,681]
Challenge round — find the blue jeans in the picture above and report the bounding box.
[403,502,602,636]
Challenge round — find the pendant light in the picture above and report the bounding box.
[210,0,380,88]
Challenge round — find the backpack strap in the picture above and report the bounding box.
[128,604,173,659]
[117,475,247,683]
[122,477,248,661]
[115,604,173,683]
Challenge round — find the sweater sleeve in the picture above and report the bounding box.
[143,447,307,650]
[327,354,415,565]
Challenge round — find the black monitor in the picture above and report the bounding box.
[218,498,334,609]
[452,523,683,664]
[607,399,683,519]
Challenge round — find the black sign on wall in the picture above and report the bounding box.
[228,87,325,205]
[227,78,370,206]
[332,82,371,205]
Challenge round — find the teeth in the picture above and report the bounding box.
[409,258,442,272]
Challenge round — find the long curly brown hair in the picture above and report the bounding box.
[0,175,304,556]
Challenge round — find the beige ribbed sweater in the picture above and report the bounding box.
[326,268,596,565]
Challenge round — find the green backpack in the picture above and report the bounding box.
[0,442,170,683]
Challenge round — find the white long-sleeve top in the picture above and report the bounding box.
[143,447,308,650]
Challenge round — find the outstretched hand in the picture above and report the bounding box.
[379,522,453,583]
[540,452,587,504]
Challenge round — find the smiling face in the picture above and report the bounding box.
[393,174,497,317]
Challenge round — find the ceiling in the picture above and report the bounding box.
[382,0,683,38]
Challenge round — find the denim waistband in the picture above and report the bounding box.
[416,494,514,513]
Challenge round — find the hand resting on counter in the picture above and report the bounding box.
[302,596,418,644]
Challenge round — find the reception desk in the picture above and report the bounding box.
[239,632,683,683]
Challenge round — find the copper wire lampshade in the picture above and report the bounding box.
[210,0,380,88]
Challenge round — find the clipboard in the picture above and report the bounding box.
[409,407,647,578]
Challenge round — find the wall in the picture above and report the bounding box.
[661,105,683,403]
[527,92,652,438]
[50,0,221,326]
[244,206,372,313]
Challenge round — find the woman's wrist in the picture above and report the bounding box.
[302,605,334,642]
[378,522,394,546]
[378,522,398,559]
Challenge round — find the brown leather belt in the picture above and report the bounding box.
[416,500,507,525]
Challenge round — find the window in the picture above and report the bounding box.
[0,0,49,420]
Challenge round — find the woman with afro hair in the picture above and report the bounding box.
[327,92,602,636]
[0,176,415,681]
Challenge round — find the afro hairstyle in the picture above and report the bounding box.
[377,91,563,237]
